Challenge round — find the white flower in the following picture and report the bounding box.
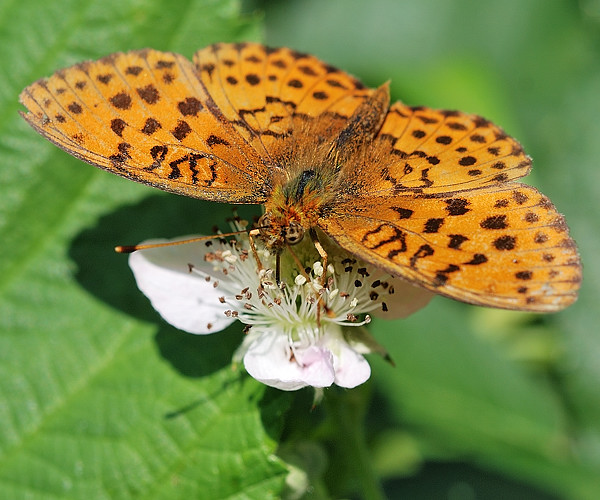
[128,229,433,391]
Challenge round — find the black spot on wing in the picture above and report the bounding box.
[172,120,192,141]
[390,207,413,219]
[464,254,488,265]
[410,244,434,268]
[445,198,470,216]
[206,135,230,147]
[448,234,468,249]
[68,102,82,114]
[424,218,444,233]
[110,92,132,110]
[493,235,516,250]
[110,118,126,137]
[178,97,203,116]
[136,84,159,104]
[481,215,508,229]
[142,118,161,135]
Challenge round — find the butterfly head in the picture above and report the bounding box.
[257,212,305,248]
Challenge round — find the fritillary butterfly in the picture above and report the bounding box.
[19,42,581,311]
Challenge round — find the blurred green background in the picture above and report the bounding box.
[1,0,599,498]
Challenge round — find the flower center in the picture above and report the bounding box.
[194,230,394,344]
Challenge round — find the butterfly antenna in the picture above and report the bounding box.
[114,229,254,254]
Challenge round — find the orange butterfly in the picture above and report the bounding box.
[19,42,581,312]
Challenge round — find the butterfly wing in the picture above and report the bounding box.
[19,49,270,203]
[358,103,533,194]
[321,184,581,311]
[320,105,581,312]
[192,42,375,160]
[20,43,378,201]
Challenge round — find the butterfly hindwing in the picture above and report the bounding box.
[364,103,532,196]
[320,183,581,311]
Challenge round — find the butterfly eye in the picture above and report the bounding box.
[257,213,272,230]
[257,213,283,247]
[284,221,305,245]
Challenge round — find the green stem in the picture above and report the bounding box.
[325,386,387,500]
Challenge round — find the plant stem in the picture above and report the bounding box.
[325,386,387,500]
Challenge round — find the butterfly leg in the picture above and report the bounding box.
[284,242,313,285]
[248,229,265,273]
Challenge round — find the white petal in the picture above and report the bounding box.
[243,331,336,391]
[375,277,435,319]
[323,336,371,388]
[295,346,337,387]
[129,239,234,334]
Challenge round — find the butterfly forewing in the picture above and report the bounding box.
[193,43,374,159]
[19,49,269,203]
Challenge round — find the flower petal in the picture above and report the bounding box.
[375,277,435,319]
[129,239,234,334]
[243,331,336,391]
[323,335,371,388]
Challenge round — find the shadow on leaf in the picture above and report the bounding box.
[69,192,262,379]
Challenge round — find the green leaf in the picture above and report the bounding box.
[0,1,291,499]
[370,300,600,499]
[6,0,600,499]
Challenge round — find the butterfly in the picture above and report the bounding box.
[19,42,581,312]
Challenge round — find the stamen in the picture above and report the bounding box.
[313,261,324,277]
